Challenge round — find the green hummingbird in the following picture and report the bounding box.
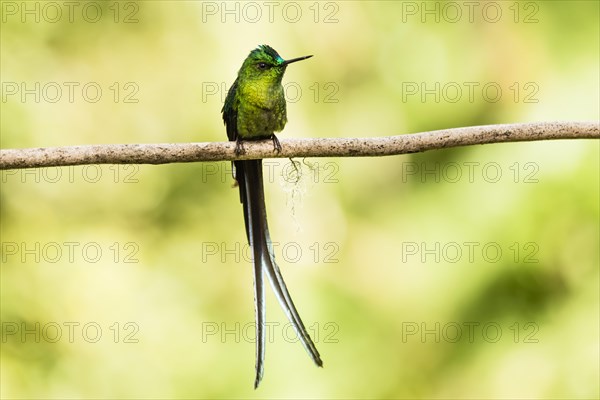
[221,45,321,388]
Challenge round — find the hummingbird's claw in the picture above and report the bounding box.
[271,134,282,153]
[235,138,246,156]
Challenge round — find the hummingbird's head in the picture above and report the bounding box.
[237,45,312,87]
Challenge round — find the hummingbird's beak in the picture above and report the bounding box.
[282,55,313,66]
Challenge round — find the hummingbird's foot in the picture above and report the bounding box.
[270,134,282,153]
[234,138,246,156]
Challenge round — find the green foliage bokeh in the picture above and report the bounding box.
[1,1,598,399]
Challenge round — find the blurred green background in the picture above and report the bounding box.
[1,1,598,398]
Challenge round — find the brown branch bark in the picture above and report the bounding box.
[1,121,598,170]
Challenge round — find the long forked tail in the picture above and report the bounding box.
[235,159,323,388]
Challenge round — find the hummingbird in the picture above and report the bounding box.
[221,45,321,388]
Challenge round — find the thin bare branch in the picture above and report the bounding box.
[1,121,598,170]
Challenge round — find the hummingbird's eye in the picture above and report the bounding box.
[257,62,268,70]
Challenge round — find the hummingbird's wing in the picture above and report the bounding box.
[240,160,323,389]
[222,78,239,142]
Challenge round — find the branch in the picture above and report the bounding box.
[1,121,598,170]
